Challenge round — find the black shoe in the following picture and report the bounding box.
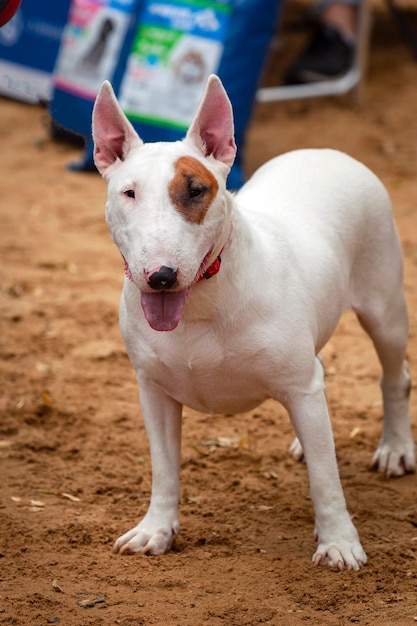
[284,24,355,84]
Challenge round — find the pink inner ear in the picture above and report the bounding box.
[94,129,126,169]
[92,81,142,174]
[201,127,236,166]
[187,76,236,168]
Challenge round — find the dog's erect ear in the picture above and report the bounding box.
[186,75,236,169]
[92,81,143,175]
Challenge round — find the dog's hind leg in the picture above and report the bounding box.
[289,435,304,461]
[354,284,415,476]
[350,212,415,476]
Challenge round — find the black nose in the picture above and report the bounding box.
[148,266,178,291]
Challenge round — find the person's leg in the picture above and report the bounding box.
[321,1,356,36]
[284,0,359,84]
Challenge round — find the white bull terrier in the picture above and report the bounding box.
[92,74,414,570]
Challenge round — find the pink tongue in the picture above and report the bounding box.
[141,290,189,331]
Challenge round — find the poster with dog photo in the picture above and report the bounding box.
[53,0,136,100]
[118,0,231,131]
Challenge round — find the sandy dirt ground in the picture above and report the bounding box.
[1,4,417,625]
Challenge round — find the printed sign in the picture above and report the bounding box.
[53,0,136,100]
[119,0,231,131]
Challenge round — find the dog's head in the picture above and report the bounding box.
[92,75,236,331]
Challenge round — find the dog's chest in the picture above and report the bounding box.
[138,324,270,413]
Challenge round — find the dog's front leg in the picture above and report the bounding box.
[286,358,367,571]
[114,381,182,555]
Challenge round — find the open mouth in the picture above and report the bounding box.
[140,289,190,332]
[123,248,221,332]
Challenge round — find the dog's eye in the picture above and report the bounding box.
[189,187,204,199]
[124,189,135,199]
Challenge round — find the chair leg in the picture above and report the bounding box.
[350,0,372,105]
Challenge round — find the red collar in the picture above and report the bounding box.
[196,247,223,282]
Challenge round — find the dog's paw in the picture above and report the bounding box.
[371,439,415,477]
[312,536,367,571]
[114,516,180,555]
[289,436,304,462]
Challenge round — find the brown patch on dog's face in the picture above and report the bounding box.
[168,156,219,224]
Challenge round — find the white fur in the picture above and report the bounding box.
[92,75,414,570]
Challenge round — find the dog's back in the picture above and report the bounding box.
[234,148,402,347]
[238,148,393,246]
